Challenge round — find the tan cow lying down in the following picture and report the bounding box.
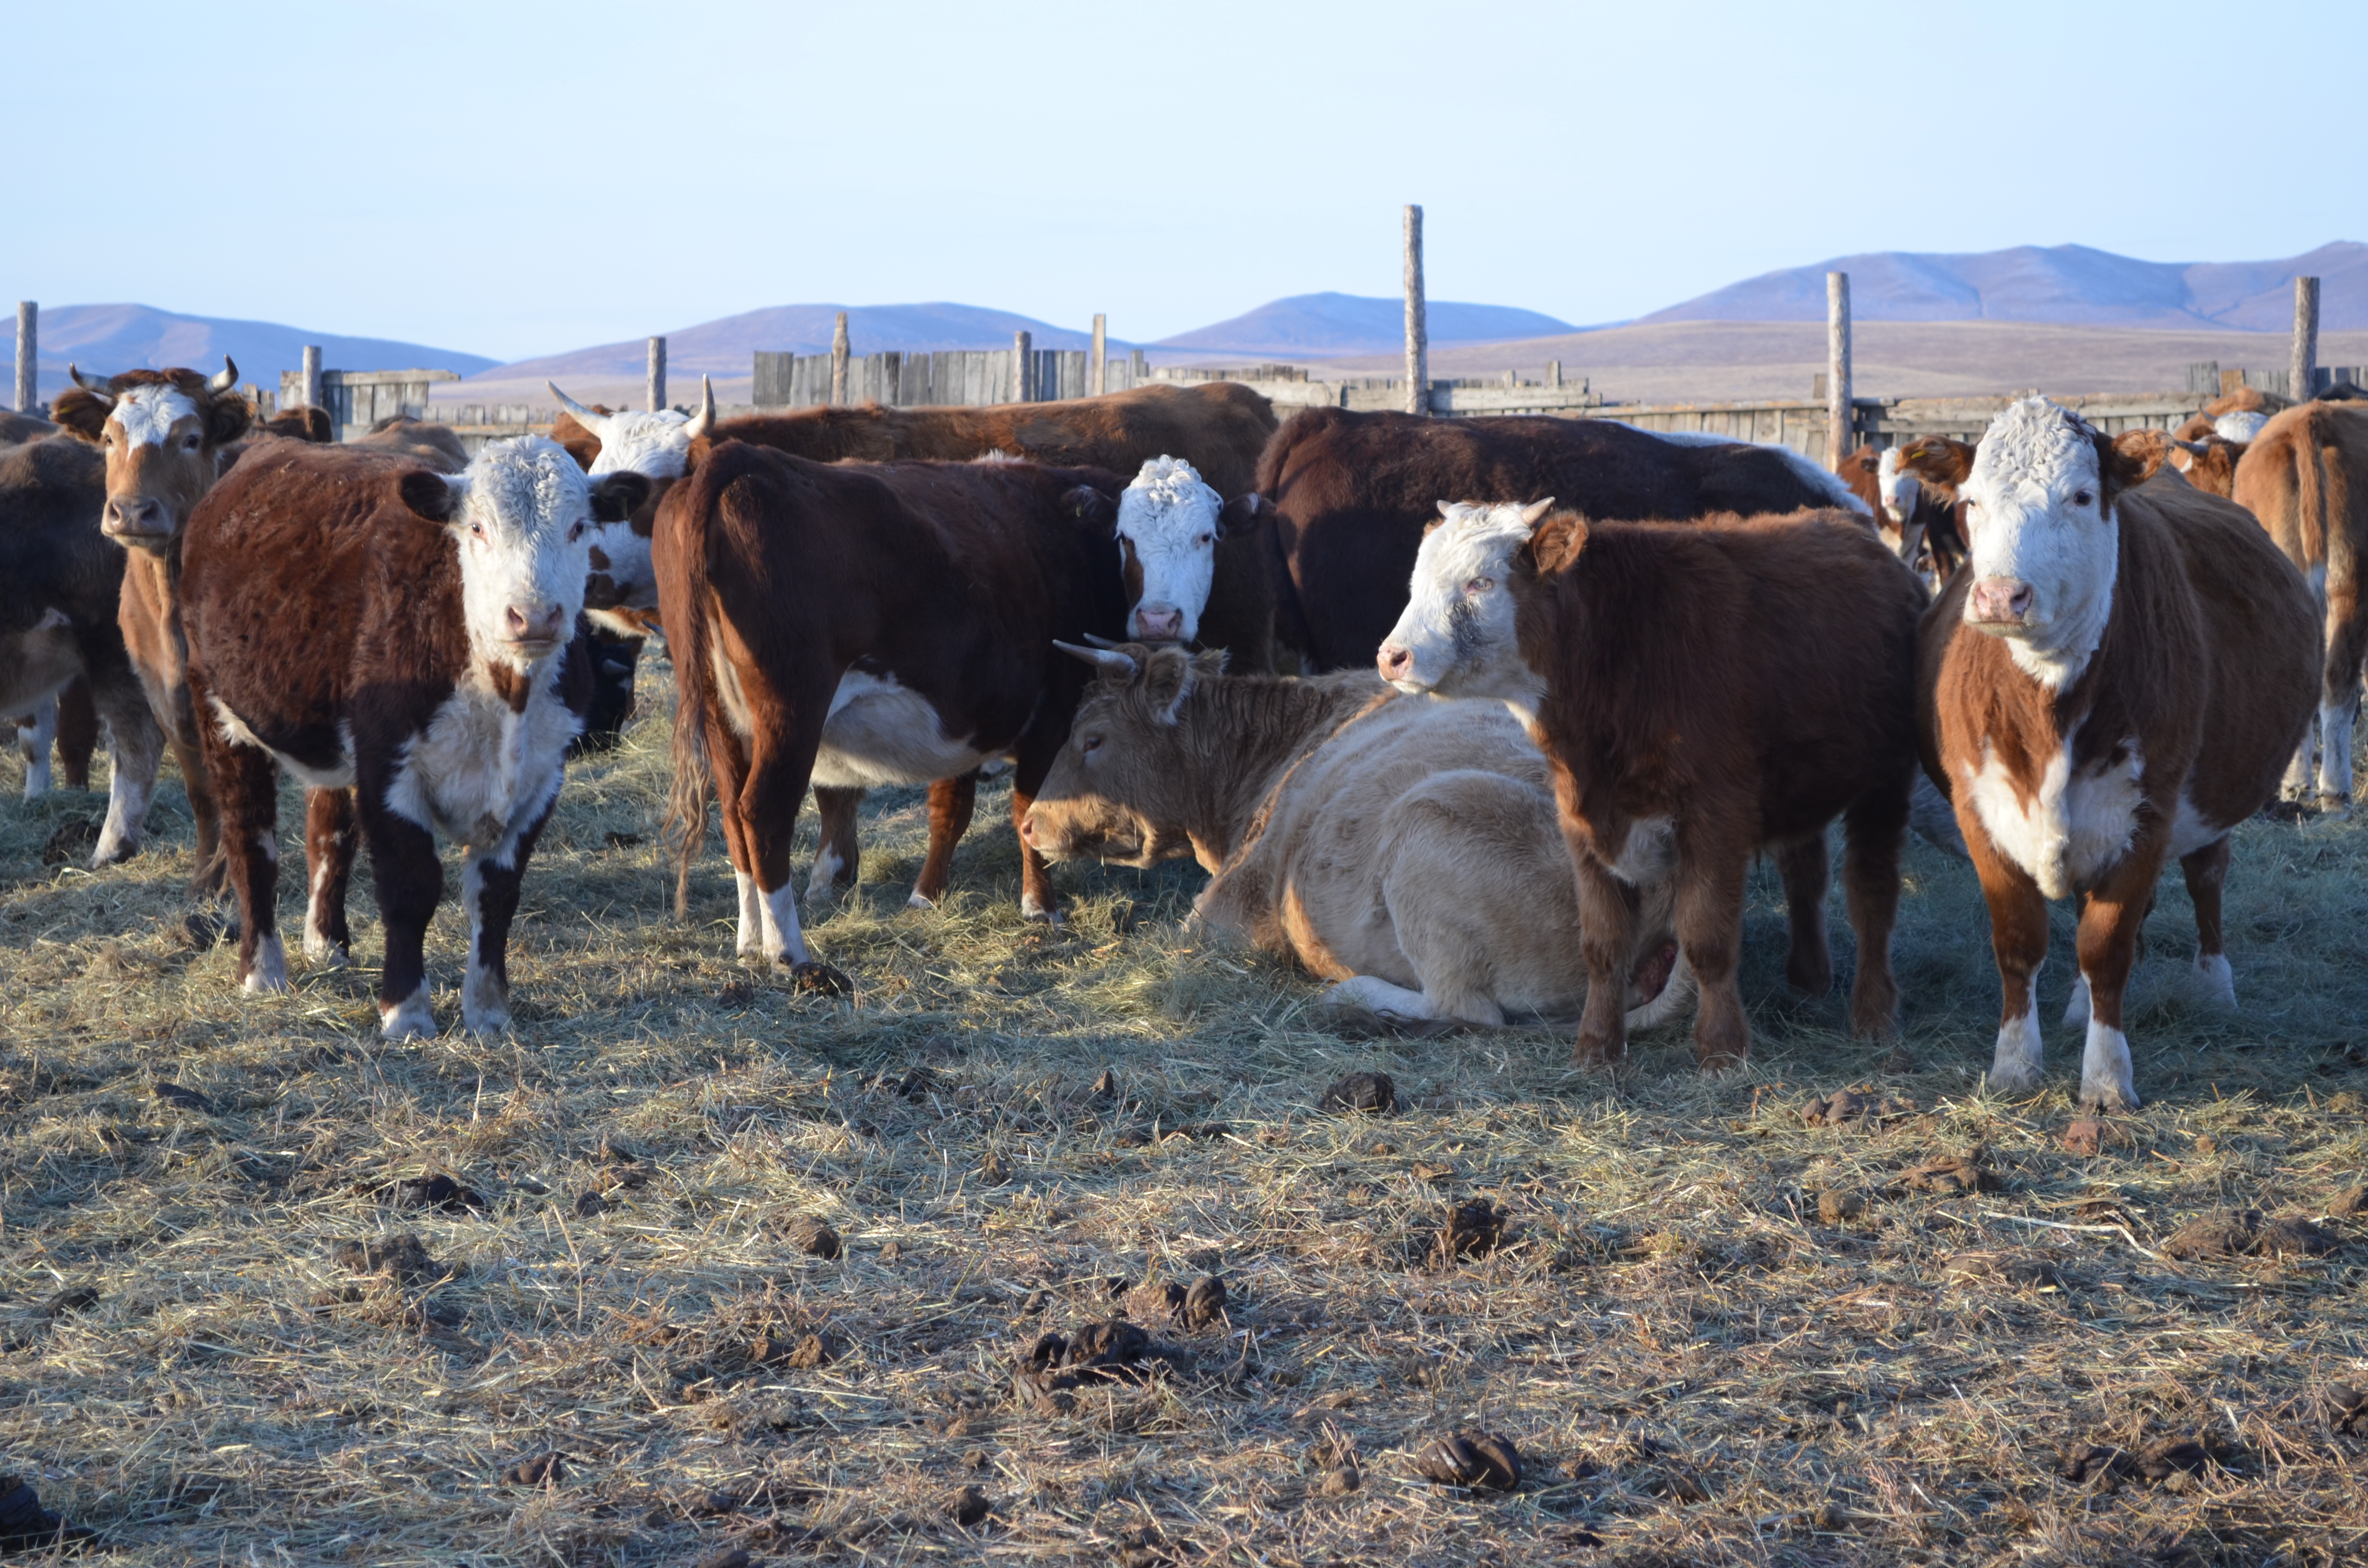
[1020,644,1692,1030]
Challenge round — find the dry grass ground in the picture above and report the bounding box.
[2,665,2365,1567]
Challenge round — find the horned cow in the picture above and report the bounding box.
[1022,644,1693,1030]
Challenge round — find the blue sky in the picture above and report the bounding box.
[8,0,2359,363]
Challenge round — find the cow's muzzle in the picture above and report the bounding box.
[504,601,568,649]
[1131,604,1184,643]
[101,496,173,547]
[1966,576,2034,628]
[1376,642,1418,685]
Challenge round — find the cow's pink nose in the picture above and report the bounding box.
[1377,643,1413,681]
[506,602,566,642]
[1135,605,1183,642]
[1967,577,2034,624]
[102,496,167,537]
[1018,814,1036,845]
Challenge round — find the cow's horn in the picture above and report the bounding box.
[67,364,116,402]
[1080,632,1126,649]
[684,376,716,440]
[1053,640,1138,676]
[1518,497,1557,524]
[207,355,239,394]
[546,381,604,425]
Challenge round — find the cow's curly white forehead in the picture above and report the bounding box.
[587,409,692,478]
[1117,456,1218,533]
[1968,397,2101,502]
[460,437,594,531]
[1418,501,1537,583]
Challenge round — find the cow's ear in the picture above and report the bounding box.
[1519,511,1589,576]
[399,469,464,522]
[2110,428,2171,485]
[592,471,651,523]
[2093,427,2148,516]
[1141,648,1197,724]
[1217,492,1267,538]
[50,389,111,443]
[1063,485,1118,527]
[205,392,252,449]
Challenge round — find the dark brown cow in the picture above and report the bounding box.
[658,442,1132,966]
[0,411,59,445]
[180,437,646,1033]
[50,359,253,891]
[1922,399,2317,1110]
[2232,400,2368,809]
[1249,408,1872,672]
[1380,501,1925,1070]
[0,437,165,846]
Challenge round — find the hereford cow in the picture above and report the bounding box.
[1921,399,2317,1110]
[1876,437,1974,578]
[2231,400,2368,809]
[658,442,1132,968]
[1248,408,1870,672]
[180,437,648,1034]
[1380,500,1924,1070]
[49,358,255,890]
[0,437,165,849]
[1022,644,1693,1029]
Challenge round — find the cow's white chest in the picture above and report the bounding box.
[810,670,988,789]
[1961,729,2145,900]
[386,663,579,854]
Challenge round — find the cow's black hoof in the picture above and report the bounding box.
[790,961,853,998]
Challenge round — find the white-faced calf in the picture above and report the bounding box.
[1923,398,2317,1109]
[180,437,647,1037]
[1380,500,1926,1070]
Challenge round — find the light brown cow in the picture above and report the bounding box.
[50,359,252,890]
[1921,399,2317,1110]
[1381,501,1925,1071]
[2232,400,2368,809]
[1022,645,1692,1029]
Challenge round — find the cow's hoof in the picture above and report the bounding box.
[906,891,937,912]
[790,961,852,998]
[379,993,437,1041]
[89,833,138,869]
[2079,1081,2140,1114]
[1022,904,1065,927]
[1986,1065,2041,1095]
[2316,796,2352,820]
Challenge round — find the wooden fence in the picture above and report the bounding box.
[273,368,461,439]
[752,347,1163,409]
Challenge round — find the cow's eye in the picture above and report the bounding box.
[567,519,586,542]
[1196,533,1213,547]
[469,520,487,540]
[1081,735,1103,755]
[1464,576,1494,595]
[2072,490,2095,507]
[184,434,202,450]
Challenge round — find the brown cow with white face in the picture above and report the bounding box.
[50,358,252,887]
[1923,399,2317,1110]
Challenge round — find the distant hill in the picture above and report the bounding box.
[1152,292,1581,357]
[22,303,496,403]
[1644,242,2368,331]
[475,303,1108,387]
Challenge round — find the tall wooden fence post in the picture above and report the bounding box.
[1091,314,1107,398]
[1403,204,1428,416]
[1826,272,1852,464]
[1010,331,1031,402]
[301,344,323,413]
[830,313,850,406]
[647,336,666,412]
[13,301,34,413]
[2293,275,2320,403]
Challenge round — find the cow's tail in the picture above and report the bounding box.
[664,456,729,920]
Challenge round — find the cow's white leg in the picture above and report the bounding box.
[243,931,290,994]
[1625,949,1696,1031]
[2061,973,2092,1029]
[734,870,762,956]
[2316,698,2355,812]
[379,989,436,1040]
[2079,1016,2140,1111]
[20,698,57,799]
[907,888,936,911]
[459,851,512,1034]
[91,759,155,867]
[1988,969,2045,1093]
[758,881,811,967]
[1322,975,1438,1020]
[2192,953,2236,1009]
[806,841,844,902]
[2285,721,2319,802]
[302,855,347,965]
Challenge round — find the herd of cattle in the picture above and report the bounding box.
[5,360,2366,1113]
